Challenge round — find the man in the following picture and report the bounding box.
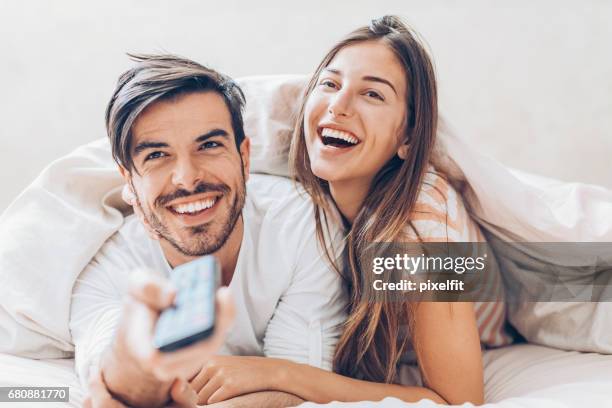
[70,54,346,407]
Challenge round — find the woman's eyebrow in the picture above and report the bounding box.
[323,68,341,75]
[362,75,397,95]
[322,68,397,95]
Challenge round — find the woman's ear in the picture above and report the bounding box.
[397,143,409,160]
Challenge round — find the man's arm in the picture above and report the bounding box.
[70,242,127,391]
[100,272,235,407]
[70,236,234,407]
[83,366,199,408]
[262,219,347,370]
[189,205,347,405]
[191,211,347,405]
[69,231,176,407]
[98,289,174,407]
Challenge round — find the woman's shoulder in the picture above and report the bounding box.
[406,168,482,242]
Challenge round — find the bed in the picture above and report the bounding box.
[2,343,611,407]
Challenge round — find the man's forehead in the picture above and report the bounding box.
[132,91,233,143]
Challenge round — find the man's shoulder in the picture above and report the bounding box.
[245,174,346,258]
[246,174,315,230]
[243,175,322,269]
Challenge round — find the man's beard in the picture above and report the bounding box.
[135,179,246,257]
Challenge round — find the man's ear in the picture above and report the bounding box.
[397,143,409,160]
[118,165,131,183]
[118,165,136,196]
[239,137,251,181]
[118,165,137,205]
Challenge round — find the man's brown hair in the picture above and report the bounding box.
[105,54,246,172]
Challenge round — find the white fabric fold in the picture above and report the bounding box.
[0,139,126,357]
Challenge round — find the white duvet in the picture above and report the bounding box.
[1,75,612,406]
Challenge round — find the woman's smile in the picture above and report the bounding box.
[315,125,362,157]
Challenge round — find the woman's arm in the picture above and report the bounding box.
[274,361,448,404]
[412,301,484,405]
[276,302,483,405]
[192,302,483,405]
[191,356,446,405]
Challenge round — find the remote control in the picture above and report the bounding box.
[153,255,220,352]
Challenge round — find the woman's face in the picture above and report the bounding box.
[304,40,408,186]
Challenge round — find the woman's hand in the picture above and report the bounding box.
[189,356,288,405]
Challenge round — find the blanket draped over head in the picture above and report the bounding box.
[1,75,611,359]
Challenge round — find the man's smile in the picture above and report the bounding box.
[164,193,224,227]
[171,197,216,214]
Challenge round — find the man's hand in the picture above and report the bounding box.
[84,367,200,408]
[83,368,125,408]
[99,268,235,407]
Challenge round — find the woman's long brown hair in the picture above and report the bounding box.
[289,15,438,383]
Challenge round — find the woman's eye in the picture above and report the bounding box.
[145,151,167,161]
[320,79,338,89]
[365,90,384,101]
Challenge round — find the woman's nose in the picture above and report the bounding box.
[328,90,353,118]
[171,156,203,190]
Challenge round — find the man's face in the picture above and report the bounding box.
[121,91,250,257]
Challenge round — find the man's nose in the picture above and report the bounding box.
[171,156,203,190]
[328,90,354,118]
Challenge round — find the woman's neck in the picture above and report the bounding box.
[328,177,372,224]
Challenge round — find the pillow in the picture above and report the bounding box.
[237,75,307,176]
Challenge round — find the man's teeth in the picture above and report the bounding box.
[172,198,216,214]
[321,128,359,145]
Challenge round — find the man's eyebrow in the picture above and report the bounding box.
[133,129,230,157]
[195,128,230,143]
[133,141,169,156]
[322,68,398,96]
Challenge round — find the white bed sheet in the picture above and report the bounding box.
[299,343,612,407]
[0,353,84,407]
[1,344,611,407]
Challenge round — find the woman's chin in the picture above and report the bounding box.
[311,163,342,183]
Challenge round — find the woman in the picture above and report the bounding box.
[190,15,512,405]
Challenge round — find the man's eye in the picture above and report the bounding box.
[145,151,167,161]
[365,90,384,101]
[201,141,220,149]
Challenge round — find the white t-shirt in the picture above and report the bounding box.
[69,175,347,385]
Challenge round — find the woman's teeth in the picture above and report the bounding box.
[172,198,216,214]
[321,128,359,146]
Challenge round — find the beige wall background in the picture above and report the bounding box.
[1,0,610,212]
